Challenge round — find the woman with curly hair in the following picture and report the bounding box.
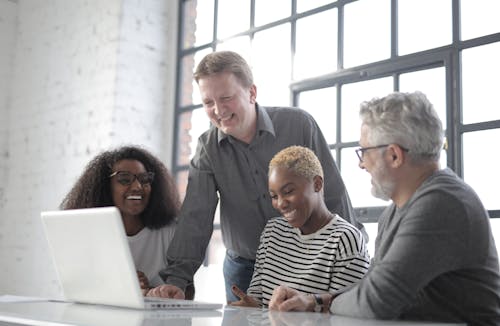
[60,145,191,296]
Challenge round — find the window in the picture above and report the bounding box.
[173,0,500,261]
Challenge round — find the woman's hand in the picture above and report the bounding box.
[228,285,260,308]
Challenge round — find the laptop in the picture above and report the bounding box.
[40,206,222,310]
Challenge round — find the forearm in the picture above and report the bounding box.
[161,163,219,288]
[331,205,466,318]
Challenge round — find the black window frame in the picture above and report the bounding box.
[173,0,500,224]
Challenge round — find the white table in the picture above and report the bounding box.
[0,300,465,326]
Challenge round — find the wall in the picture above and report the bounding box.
[0,0,177,298]
[0,0,17,217]
[114,0,177,160]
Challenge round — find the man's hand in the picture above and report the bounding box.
[137,271,150,296]
[228,285,260,308]
[146,284,185,299]
[269,286,314,312]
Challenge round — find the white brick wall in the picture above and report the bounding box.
[0,0,17,215]
[0,0,178,298]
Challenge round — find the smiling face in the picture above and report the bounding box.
[268,166,323,234]
[110,159,151,220]
[198,71,257,144]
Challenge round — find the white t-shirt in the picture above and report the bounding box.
[127,223,176,287]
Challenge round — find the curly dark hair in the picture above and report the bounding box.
[60,145,180,229]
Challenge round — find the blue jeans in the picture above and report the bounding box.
[223,250,255,303]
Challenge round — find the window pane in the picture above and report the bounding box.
[398,68,450,168]
[398,0,452,55]
[217,0,250,39]
[341,78,393,142]
[463,129,500,210]
[176,109,209,166]
[255,0,290,26]
[252,24,291,106]
[341,148,388,208]
[182,0,214,49]
[297,0,336,13]
[294,9,337,80]
[216,36,252,62]
[193,228,226,303]
[440,148,448,169]
[179,49,212,107]
[189,109,209,160]
[462,42,500,124]
[362,223,377,258]
[205,229,224,263]
[461,0,500,40]
[344,0,390,68]
[399,67,447,129]
[298,88,337,143]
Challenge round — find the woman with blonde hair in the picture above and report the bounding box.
[231,145,370,311]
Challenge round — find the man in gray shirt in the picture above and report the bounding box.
[146,51,364,302]
[269,91,500,325]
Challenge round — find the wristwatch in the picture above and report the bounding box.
[311,294,323,313]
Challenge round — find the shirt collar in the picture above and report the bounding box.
[217,103,276,144]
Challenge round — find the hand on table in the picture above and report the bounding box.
[137,271,150,296]
[146,284,185,299]
[229,285,260,308]
[269,286,314,312]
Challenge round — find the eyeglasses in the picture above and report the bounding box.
[109,171,154,186]
[355,144,409,163]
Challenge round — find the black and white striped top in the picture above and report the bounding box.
[247,215,371,307]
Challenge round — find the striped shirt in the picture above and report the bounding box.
[247,215,370,307]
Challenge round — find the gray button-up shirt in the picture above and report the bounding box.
[162,105,362,289]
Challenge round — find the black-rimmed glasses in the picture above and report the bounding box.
[355,144,409,163]
[109,171,154,186]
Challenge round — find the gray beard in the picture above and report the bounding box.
[371,162,394,201]
[371,181,392,201]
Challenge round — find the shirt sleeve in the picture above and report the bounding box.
[330,228,371,293]
[160,138,219,290]
[246,221,270,306]
[330,192,468,319]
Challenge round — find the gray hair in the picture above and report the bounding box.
[194,51,253,88]
[359,91,444,163]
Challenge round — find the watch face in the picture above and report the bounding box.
[313,294,323,312]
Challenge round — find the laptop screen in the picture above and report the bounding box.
[41,207,153,308]
[41,207,222,310]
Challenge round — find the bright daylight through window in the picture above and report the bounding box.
[173,0,500,303]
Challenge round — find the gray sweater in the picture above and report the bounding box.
[331,168,500,325]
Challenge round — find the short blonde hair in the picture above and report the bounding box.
[269,146,323,180]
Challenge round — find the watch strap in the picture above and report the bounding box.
[312,293,323,312]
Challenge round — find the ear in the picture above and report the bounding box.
[386,144,405,167]
[249,84,257,104]
[313,175,324,192]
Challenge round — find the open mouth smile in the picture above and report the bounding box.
[282,209,297,219]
